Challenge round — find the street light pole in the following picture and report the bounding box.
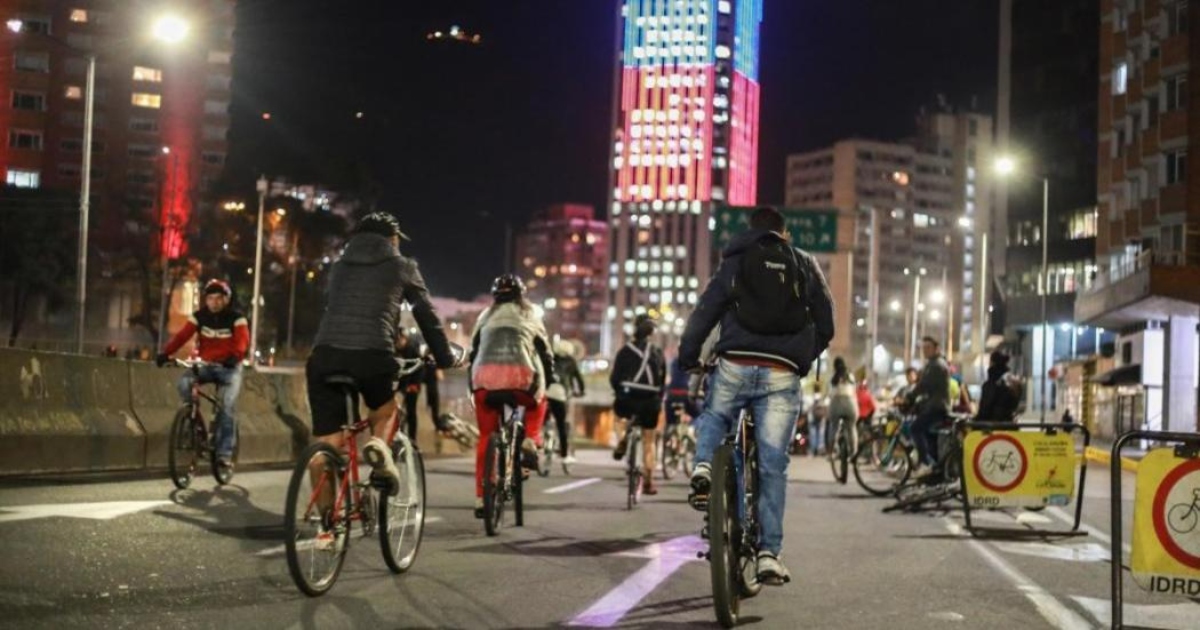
[250,176,268,362]
[74,53,95,354]
[1039,176,1049,422]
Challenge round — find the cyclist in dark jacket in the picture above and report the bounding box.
[306,213,457,494]
[678,207,835,585]
[610,313,667,494]
[975,350,1021,423]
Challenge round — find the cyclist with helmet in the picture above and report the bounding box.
[156,279,249,470]
[306,212,459,494]
[469,273,557,518]
[610,313,667,495]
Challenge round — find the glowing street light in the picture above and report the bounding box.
[930,289,946,304]
[152,15,189,44]
[994,155,1016,177]
[6,18,22,33]
[889,299,902,312]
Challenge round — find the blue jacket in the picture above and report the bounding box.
[678,228,835,375]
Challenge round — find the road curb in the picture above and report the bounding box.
[1083,446,1139,473]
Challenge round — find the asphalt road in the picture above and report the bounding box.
[0,448,1197,629]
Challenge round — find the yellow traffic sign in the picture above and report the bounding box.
[963,430,1075,508]
[1131,449,1200,596]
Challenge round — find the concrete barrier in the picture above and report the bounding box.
[0,349,145,475]
[128,359,186,470]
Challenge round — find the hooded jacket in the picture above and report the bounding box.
[975,364,1022,422]
[314,233,454,367]
[679,229,835,375]
[469,301,557,396]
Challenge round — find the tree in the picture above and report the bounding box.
[0,188,76,346]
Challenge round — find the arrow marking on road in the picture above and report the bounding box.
[544,478,602,494]
[0,501,171,524]
[1072,596,1200,630]
[567,535,706,628]
[254,516,444,558]
[993,541,1111,563]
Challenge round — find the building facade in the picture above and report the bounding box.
[513,203,608,354]
[605,0,762,353]
[1076,0,1200,434]
[786,112,993,377]
[0,0,235,350]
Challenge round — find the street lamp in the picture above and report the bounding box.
[7,15,187,353]
[250,176,270,362]
[994,155,1051,422]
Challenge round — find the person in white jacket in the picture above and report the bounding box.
[468,274,557,518]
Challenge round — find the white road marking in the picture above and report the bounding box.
[544,477,602,494]
[567,535,706,627]
[943,518,1092,630]
[1045,506,1131,555]
[0,500,171,524]
[992,541,1111,563]
[1072,595,1200,630]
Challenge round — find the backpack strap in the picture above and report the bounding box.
[622,341,658,392]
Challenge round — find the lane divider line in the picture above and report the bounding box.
[544,478,602,494]
[1083,447,1139,473]
[942,518,1093,630]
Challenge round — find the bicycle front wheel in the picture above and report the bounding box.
[482,433,505,537]
[285,443,349,597]
[380,440,426,573]
[853,437,911,496]
[708,444,741,629]
[168,407,198,490]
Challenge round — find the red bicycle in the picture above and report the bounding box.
[284,347,462,596]
[166,359,239,489]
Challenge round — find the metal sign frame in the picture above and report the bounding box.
[1110,430,1200,630]
[959,422,1091,539]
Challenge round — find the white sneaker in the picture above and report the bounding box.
[756,552,791,584]
[562,455,578,465]
[913,463,934,479]
[363,437,401,495]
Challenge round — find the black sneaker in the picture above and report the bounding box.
[612,434,628,461]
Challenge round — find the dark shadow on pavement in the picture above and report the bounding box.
[452,533,683,558]
[155,485,286,544]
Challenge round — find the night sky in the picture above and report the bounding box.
[227,0,998,299]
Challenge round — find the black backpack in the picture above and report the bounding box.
[732,237,811,335]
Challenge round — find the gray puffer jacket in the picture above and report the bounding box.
[313,233,454,367]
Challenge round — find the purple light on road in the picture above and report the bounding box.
[567,534,707,628]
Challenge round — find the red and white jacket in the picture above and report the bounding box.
[163,308,250,364]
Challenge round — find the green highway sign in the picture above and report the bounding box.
[712,206,838,254]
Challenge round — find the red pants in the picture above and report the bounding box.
[474,390,546,498]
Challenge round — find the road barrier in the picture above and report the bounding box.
[959,421,1090,538]
[1110,431,1200,629]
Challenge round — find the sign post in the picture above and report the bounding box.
[711,206,838,255]
[1111,431,1200,629]
[959,421,1090,538]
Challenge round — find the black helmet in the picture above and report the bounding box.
[203,278,232,297]
[491,274,526,300]
[354,212,408,240]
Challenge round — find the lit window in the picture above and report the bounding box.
[1112,62,1128,96]
[131,92,161,108]
[70,9,88,23]
[718,1,732,14]
[132,66,163,82]
[6,168,40,188]
[913,213,930,228]
[64,85,82,99]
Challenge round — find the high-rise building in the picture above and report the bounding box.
[514,204,608,353]
[785,111,993,376]
[604,0,762,353]
[0,0,234,348]
[1075,0,1200,434]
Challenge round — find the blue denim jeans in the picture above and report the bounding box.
[911,408,946,467]
[178,365,242,458]
[694,359,801,556]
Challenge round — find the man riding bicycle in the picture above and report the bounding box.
[679,207,835,584]
[305,212,458,495]
[156,279,249,471]
[610,313,667,495]
[908,336,951,479]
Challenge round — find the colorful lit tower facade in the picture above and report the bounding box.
[604,0,762,354]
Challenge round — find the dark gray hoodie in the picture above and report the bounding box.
[314,233,454,367]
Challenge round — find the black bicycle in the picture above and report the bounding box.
[480,391,528,537]
[166,359,240,489]
[661,400,697,481]
[624,427,645,510]
[702,408,765,628]
[883,416,967,513]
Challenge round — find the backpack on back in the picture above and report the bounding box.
[733,237,811,335]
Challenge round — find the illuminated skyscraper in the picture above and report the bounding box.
[604,0,762,353]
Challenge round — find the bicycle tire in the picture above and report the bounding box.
[627,434,642,510]
[708,444,740,629]
[168,407,197,490]
[380,441,425,573]
[681,435,695,476]
[515,423,525,527]
[285,443,349,597]
[483,432,505,537]
[853,437,911,497]
[538,427,554,478]
[738,446,763,599]
[827,423,843,481]
[661,432,678,481]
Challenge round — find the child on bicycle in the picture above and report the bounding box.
[156,279,248,470]
[469,274,558,518]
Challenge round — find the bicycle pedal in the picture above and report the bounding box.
[697,551,710,560]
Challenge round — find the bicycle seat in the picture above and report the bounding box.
[484,390,521,411]
[323,375,358,392]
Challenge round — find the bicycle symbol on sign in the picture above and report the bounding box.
[1167,488,1200,535]
[983,451,1019,475]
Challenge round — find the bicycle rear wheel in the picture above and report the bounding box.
[285,443,349,597]
[828,424,849,485]
[168,407,198,490]
[380,440,425,573]
[482,433,505,537]
[853,436,911,496]
[681,434,696,476]
[538,427,555,478]
[626,434,642,510]
[661,432,679,481]
[514,425,526,527]
[708,444,740,628]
